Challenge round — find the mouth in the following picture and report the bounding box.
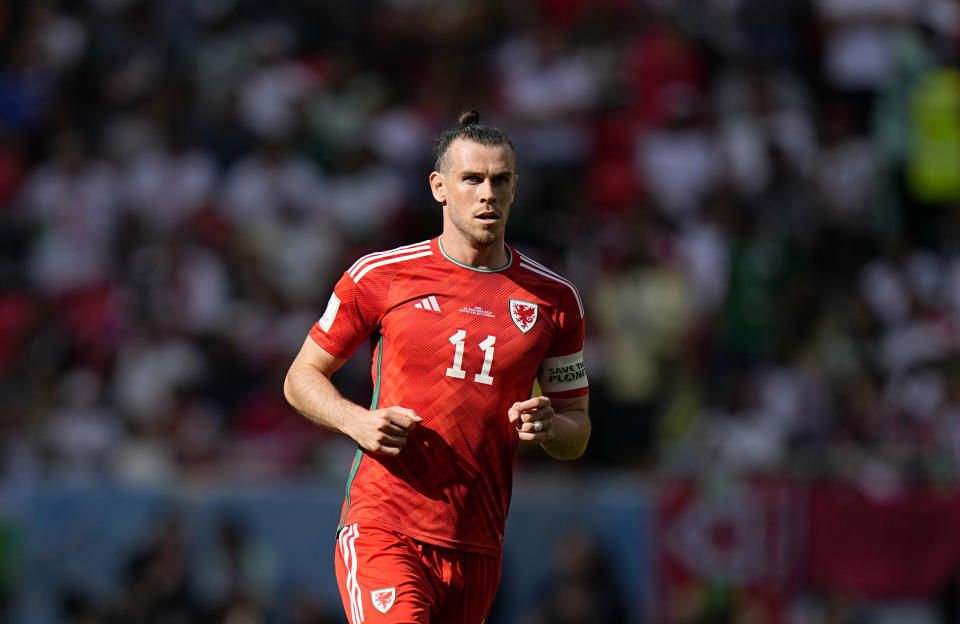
[475,211,500,225]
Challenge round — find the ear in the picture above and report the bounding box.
[429,171,446,204]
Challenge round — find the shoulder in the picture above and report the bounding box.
[344,240,435,285]
[512,249,584,319]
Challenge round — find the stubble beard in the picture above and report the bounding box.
[467,227,498,247]
[452,213,502,249]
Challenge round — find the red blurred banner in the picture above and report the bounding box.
[655,478,807,624]
[657,479,960,623]
[809,484,960,596]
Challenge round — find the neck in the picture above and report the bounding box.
[439,233,509,270]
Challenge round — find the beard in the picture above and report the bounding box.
[451,212,504,247]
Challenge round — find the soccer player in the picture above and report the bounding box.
[283,110,590,623]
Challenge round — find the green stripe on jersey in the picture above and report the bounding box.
[337,335,384,535]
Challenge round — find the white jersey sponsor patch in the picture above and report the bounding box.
[317,293,340,332]
[539,351,588,393]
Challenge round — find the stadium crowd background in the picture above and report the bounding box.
[1,0,960,622]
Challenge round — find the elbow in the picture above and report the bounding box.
[546,441,588,461]
[569,417,592,459]
[567,434,591,461]
[282,368,297,409]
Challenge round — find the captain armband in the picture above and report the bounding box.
[538,351,588,393]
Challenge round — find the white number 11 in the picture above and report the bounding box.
[446,330,496,385]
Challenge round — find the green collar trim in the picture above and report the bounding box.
[438,237,512,273]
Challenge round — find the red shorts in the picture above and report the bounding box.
[334,523,501,624]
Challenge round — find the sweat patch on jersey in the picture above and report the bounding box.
[317,293,341,332]
[539,351,588,393]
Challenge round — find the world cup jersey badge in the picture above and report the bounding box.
[509,299,538,333]
[371,587,396,614]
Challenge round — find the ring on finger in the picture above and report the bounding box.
[532,420,543,433]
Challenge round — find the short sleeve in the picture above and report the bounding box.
[308,270,383,359]
[538,286,588,398]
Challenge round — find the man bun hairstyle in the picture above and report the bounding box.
[459,109,480,126]
[433,109,516,172]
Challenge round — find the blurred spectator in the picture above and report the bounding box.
[220,136,324,227]
[44,366,124,481]
[18,129,120,296]
[109,512,197,623]
[120,130,218,235]
[235,23,312,141]
[520,529,627,624]
[193,514,277,619]
[59,589,102,624]
[816,0,919,94]
[635,92,720,218]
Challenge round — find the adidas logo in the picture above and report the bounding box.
[414,296,441,312]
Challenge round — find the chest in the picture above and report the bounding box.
[378,271,554,386]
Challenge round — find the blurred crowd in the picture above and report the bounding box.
[1,0,960,497]
[58,510,342,624]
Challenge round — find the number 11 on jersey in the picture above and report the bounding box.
[446,330,496,385]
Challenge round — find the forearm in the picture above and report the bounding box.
[284,339,422,456]
[283,361,365,439]
[540,405,591,460]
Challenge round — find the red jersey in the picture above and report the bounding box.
[309,237,588,556]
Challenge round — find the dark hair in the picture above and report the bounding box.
[433,109,516,171]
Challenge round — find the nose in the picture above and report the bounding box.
[479,178,495,202]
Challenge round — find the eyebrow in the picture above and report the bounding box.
[460,170,514,179]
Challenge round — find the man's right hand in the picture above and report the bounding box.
[347,406,422,456]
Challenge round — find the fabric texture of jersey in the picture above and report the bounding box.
[335,523,500,624]
[309,237,588,556]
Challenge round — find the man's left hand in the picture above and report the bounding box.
[508,396,554,442]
